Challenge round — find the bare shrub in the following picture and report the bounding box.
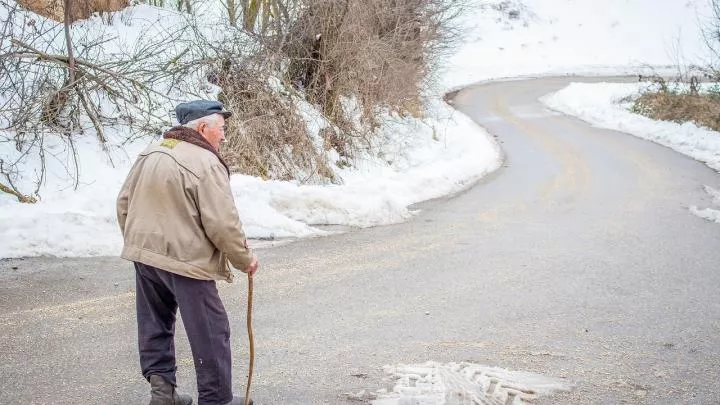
[629,0,720,131]
[211,62,333,181]
[0,0,468,200]
[173,16,332,183]
[16,0,130,23]
[1,8,185,134]
[203,0,468,181]
[279,0,466,156]
[703,0,720,80]
[633,91,720,132]
[632,76,720,132]
[0,0,197,200]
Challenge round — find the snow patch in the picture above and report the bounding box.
[372,361,570,405]
[0,100,500,258]
[541,82,720,172]
[691,186,720,224]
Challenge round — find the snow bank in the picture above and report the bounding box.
[0,99,500,258]
[541,82,720,172]
[690,186,720,224]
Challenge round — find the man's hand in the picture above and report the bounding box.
[244,256,258,277]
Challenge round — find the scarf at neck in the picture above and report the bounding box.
[163,126,230,177]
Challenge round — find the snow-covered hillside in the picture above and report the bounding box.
[0,0,713,258]
[448,0,711,89]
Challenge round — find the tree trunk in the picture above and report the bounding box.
[63,0,75,86]
[227,0,237,26]
[241,0,255,32]
[176,0,191,13]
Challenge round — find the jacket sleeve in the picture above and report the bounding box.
[116,168,134,236]
[117,157,144,236]
[117,188,129,236]
[196,164,253,271]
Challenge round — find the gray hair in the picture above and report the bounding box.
[183,113,223,131]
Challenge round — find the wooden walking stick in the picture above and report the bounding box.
[244,272,254,405]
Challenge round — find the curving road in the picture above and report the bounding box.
[2,77,720,404]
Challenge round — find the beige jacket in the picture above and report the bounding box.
[117,138,252,282]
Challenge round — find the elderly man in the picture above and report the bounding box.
[117,100,258,405]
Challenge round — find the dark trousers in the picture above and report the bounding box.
[135,262,233,405]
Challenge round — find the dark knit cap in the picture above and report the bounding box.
[175,100,232,125]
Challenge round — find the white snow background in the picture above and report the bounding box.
[447,0,711,89]
[0,0,715,258]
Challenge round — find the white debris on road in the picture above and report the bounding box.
[691,186,720,224]
[371,362,570,405]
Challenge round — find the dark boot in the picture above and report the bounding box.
[148,375,193,405]
[222,397,253,405]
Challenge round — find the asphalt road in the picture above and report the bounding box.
[2,77,720,404]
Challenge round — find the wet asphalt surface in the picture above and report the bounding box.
[2,77,720,404]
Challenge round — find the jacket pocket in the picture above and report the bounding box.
[171,231,201,262]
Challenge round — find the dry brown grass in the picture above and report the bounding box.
[280,0,462,154]
[212,64,334,182]
[633,91,720,132]
[203,0,463,182]
[17,0,129,22]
